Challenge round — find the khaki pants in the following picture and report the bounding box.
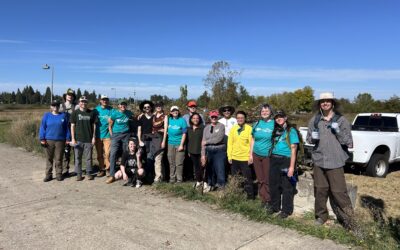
[313,166,354,226]
[95,138,111,171]
[167,145,185,182]
[45,140,65,177]
[154,151,164,181]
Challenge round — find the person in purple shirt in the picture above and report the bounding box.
[39,100,71,182]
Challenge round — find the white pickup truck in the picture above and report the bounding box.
[299,113,400,178]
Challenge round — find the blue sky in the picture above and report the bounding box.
[1,0,400,100]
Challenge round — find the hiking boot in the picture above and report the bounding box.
[315,218,325,226]
[76,175,84,181]
[43,175,53,182]
[87,175,94,181]
[97,171,106,177]
[62,171,70,178]
[135,180,142,188]
[106,176,115,184]
[106,169,110,177]
[56,175,63,181]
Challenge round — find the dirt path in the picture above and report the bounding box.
[0,143,347,250]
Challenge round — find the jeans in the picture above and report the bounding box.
[109,132,130,177]
[205,146,226,187]
[95,138,111,171]
[45,140,65,177]
[74,142,93,176]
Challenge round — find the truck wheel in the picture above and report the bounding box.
[366,153,389,178]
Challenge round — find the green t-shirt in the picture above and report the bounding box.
[252,120,274,157]
[94,105,113,139]
[272,128,299,158]
[70,109,96,143]
[110,110,133,134]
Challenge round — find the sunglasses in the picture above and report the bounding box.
[223,109,230,112]
[210,116,218,119]
[143,106,151,109]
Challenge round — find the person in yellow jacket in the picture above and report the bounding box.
[227,111,255,199]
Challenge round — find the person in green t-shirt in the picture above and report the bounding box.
[70,96,97,181]
[106,101,134,184]
[93,95,113,177]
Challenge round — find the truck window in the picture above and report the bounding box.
[352,115,398,132]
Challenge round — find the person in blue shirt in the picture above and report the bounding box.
[39,100,71,182]
[93,95,113,177]
[250,104,275,210]
[106,101,134,184]
[269,110,299,219]
[166,105,187,183]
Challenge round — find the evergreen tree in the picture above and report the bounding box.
[16,89,23,104]
[43,87,51,104]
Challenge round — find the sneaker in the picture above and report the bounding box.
[43,176,53,182]
[87,175,94,181]
[315,218,325,226]
[153,178,162,184]
[76,175,84,181]
[97,171,106,177]
[278,212,290,219]
[62,172,70,178]
[106,177,115,184]
[56,175,63,181]
[135,180,142,188]
[195,182,202,188]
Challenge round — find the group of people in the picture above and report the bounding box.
[39,88,354,228]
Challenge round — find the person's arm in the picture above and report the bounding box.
[227,127,234,164]
[288,144,298,177]
[178,133,186,151]
[137,125,143,145]
[65,114,71,143]
[306,116,315,144]
[161,115,168,149]
[71,123,76,145]
[108,118,114,137]
[136,150,143,169]
[120,165,128,181]
[39,113,47,144]
[335,117,353,148]
[92,122,96,145]
[201,126,207,166]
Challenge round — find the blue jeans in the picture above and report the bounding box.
[109,132,130,177]
[206,146,226,187]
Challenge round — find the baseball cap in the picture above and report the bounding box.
[187,100,197,107]
[170,105,180,112]
[119,101,128,106]
[79,96,88,102]
[274,110,286,118]
[209,110,219,117]
[100,95,109,100]
[51,100,60,106]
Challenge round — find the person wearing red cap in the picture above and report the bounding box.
[201,110,226,191]
[182,100,204,126]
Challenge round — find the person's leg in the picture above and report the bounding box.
[240,161,255,200]
[326,167,354,227]
[231,160,241,176]
[269,157,281,213]
[54,141,65,178]
[214,148,226,187]
[281,158,294,215]
[95,138,105,172]
[175,149,185,182]
[62,144,71,175]
[191,154,202,182]
[45,140,56,178]
[109,133,122,177]
[154,151,164,182]
[84,143,93,176]
[168,145,177,182]
[205,149,214,186]
[103,138,111,171]
[313,165,330,222]
[74,142,84,177]
[253,154,271,204]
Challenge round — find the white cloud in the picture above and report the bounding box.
[103,65,208,77]
[0,39,27,44]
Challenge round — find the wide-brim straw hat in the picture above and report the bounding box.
[218,105,235,115]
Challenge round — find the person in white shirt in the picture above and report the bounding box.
[218,105,237,137]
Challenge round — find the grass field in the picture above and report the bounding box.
[1,105,399,249]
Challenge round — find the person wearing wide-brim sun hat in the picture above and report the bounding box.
[306,92,354,229]
[218,104,237,137]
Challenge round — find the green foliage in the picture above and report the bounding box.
[196,90,210,108]
[178,84,188,108]
[353,93,375,113]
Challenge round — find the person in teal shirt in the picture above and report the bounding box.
[166,105,187,183]
[93,95,113,177]
[250,104,275,210]
[269,110,299,219]
[106,101,134,184]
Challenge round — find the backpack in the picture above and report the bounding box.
[271,125,304,166]
[313,112,342,133]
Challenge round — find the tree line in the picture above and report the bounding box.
[1,61,400,114]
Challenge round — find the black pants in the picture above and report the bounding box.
[270,156,294,214]
[231,160,255,199]
[190,154,204,182]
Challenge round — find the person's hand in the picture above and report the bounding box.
[71,139,77,146]
[202,140,206,147]
[65,140,70,145]
[178,145,184,152]
[331,122,340,133]
[201,156,206,167]
[161,141,165,149]
[228,159,232,164]
[122,173,128,181]
[287,167,294,178]
[188,153,191,158]
[40,140,47,145]
[139,141,145,147]
[248,155,253,165]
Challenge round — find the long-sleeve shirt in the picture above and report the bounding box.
[39,112,71,141]
[227,124,252,161]
[201,123,225,156]
[306,113,353,169]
